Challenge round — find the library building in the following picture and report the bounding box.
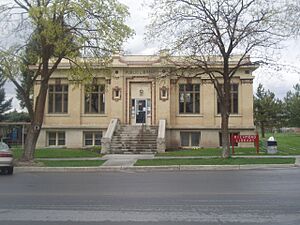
[34,53,257,153]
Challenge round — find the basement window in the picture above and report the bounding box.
[84,132,102,146]
[180,132,200,147]
[47,131,65,146]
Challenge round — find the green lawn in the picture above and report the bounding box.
[39,160,105,167]
[262,133,300,155]
[13,148,102,159]
[135,158,295,166]
[157,132,300,157]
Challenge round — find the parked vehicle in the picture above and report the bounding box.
[0,142,14,175]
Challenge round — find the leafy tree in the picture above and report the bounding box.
[0,0,133,161]
[254,84,284,138]
[0,72,12,121]
[3,110,30,122]
[284,84,300,127]
[147,0,291,158]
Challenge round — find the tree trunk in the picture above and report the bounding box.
[21,79,49,161]
[221,112,230,158]
[221,58,231,158]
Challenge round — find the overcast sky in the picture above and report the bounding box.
[3,0,300,111]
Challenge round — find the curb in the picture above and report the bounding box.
[14,164,298,173]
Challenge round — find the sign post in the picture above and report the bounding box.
[231,134,259,155]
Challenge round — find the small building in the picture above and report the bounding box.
[35,54,257,153]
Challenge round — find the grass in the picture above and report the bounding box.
[39,160,105,167]
[135,158,296,166]
[262,132,300,155]
[157,132,300,157]
[12,148,102,159]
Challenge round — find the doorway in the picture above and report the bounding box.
[131,98,151,125]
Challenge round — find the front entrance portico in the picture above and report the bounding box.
[129,82,152,125]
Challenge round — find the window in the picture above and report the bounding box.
[48,85,68,113]
[112,86,121,100]
[180,132,200,147]
[85,85,105,113]
[47,131,65,146]
[217,84,239,114]
[179,84,200,114]
[219,132,239,147]
[160,86,169,100]
[84,132,102,146]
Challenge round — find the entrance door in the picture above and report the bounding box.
[136,99,146,124]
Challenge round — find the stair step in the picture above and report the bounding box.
[110,124,158,154]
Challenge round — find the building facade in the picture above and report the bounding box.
[35,54,257,151]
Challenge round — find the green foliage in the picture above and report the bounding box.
[284,84,300,127]
[2,110,30,122]
[254,84,284,136]
[0,72,12,120]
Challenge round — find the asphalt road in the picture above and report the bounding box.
[1,169,300,225]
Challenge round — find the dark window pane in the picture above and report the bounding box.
[194,84,200,91]
[58,132,65,145]
[48,93,53,113]
[100,85,105,92]
[49,86,54,92]
[55,85,62,92]
[100,94,105,113]
[95,132,102,146]
[48,132,56,146]
[55,93,62,112]
[179,84,184,91]
[180,132,189,146]
[49,140,56,146]
[179,102,184,113]
[84,133,93,146]
[195,93,200,113]
[186,93,193,113]
[191,132,200,146]
[85,139,93,146]
[186,84,193,91]
[91,93,99,113]
[63,93,68,113]
[233,93,238,114]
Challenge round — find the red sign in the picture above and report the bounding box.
[231,134,259,155]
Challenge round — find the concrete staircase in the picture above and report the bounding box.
[110,125,158,154]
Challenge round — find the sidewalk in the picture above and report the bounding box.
[13,154,300,173]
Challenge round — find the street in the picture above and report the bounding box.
[1,169,300,225]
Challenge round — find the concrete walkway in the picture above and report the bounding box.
[102,154,155,166]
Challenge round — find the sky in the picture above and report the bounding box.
[3,0,300,111]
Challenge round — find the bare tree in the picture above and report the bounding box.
[0,0,133,162]
[147,0,291,158]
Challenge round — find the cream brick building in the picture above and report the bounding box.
[35,54,257,152]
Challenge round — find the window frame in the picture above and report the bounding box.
[84,84,105,114]
[48,85,68,114]
[179,84,200,114]
[47,131,65,147]
[83,131,102,147]
[217,84,239,115]
[180,131,201,147]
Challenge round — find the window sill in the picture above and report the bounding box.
[215,114,242,117]
[176,114,203,117]
[81,114,107,117]
[46,114,70,117]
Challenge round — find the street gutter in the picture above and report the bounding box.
[14,163,299,173]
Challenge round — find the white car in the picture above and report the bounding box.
[0,142,14,175]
